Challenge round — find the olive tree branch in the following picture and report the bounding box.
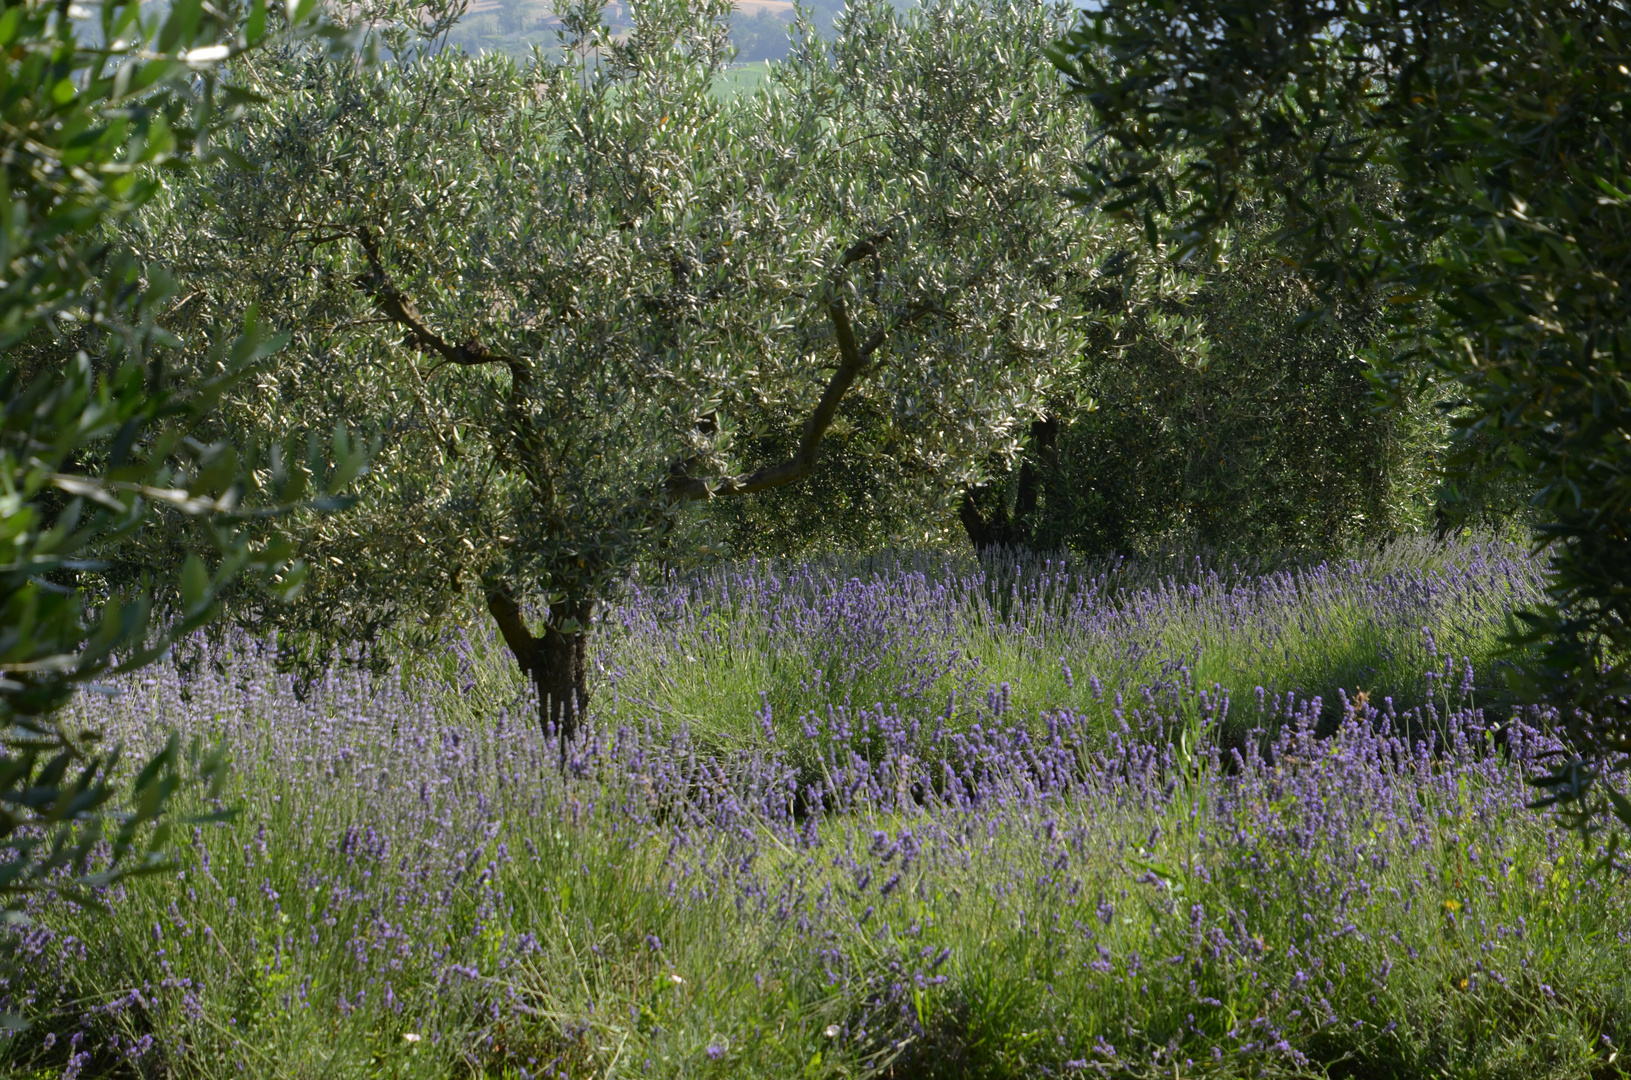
[351,226,527,378]
[349,225,556,504]
[666,292,938,501]
[486,589,540,671]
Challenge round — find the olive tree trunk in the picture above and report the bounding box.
[959,415,1059,551]
[487,591,590,766]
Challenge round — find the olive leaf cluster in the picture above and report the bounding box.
[0,0,356,1012]
[1051,0,1631,849]
[140,0,1195,737]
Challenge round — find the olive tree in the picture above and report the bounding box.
[141,0,1192,752]
[1050,0,1631,844]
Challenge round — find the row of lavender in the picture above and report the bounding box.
[5,543,1625,1078]
[589,539,1545,757]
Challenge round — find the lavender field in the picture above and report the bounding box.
[7,540,1630,1079]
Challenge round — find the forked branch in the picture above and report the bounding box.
[666,289,935,502]
[352,227,528,381]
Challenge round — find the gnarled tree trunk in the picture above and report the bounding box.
[487,591,590,766]
[959,415,1059,551]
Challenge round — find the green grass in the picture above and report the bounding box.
[711,61,775,99]
[6,539,1624,1080]
[587,540,1543,767]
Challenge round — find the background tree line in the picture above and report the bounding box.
[442,0,828,66]
[119,0,1545,731]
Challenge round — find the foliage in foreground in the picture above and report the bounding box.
[0,0,359,943]
[3,547,1624,1079]
[1050,0,1631,840]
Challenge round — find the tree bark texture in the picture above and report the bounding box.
[959,415,1058,550]
[487,591,591,765]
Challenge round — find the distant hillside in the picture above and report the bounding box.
[446,0,821,60]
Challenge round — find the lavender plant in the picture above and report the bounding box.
[590,538,1546,769]
[3,541,1622,1079]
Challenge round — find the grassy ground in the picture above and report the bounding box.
[5,541,1627,1079]
[711,61,775,99]
[579,539,1544,766]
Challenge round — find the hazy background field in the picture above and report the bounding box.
[444,0,811,60]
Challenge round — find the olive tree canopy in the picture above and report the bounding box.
[1050,0,1631,846]
[143,0,1196,751]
